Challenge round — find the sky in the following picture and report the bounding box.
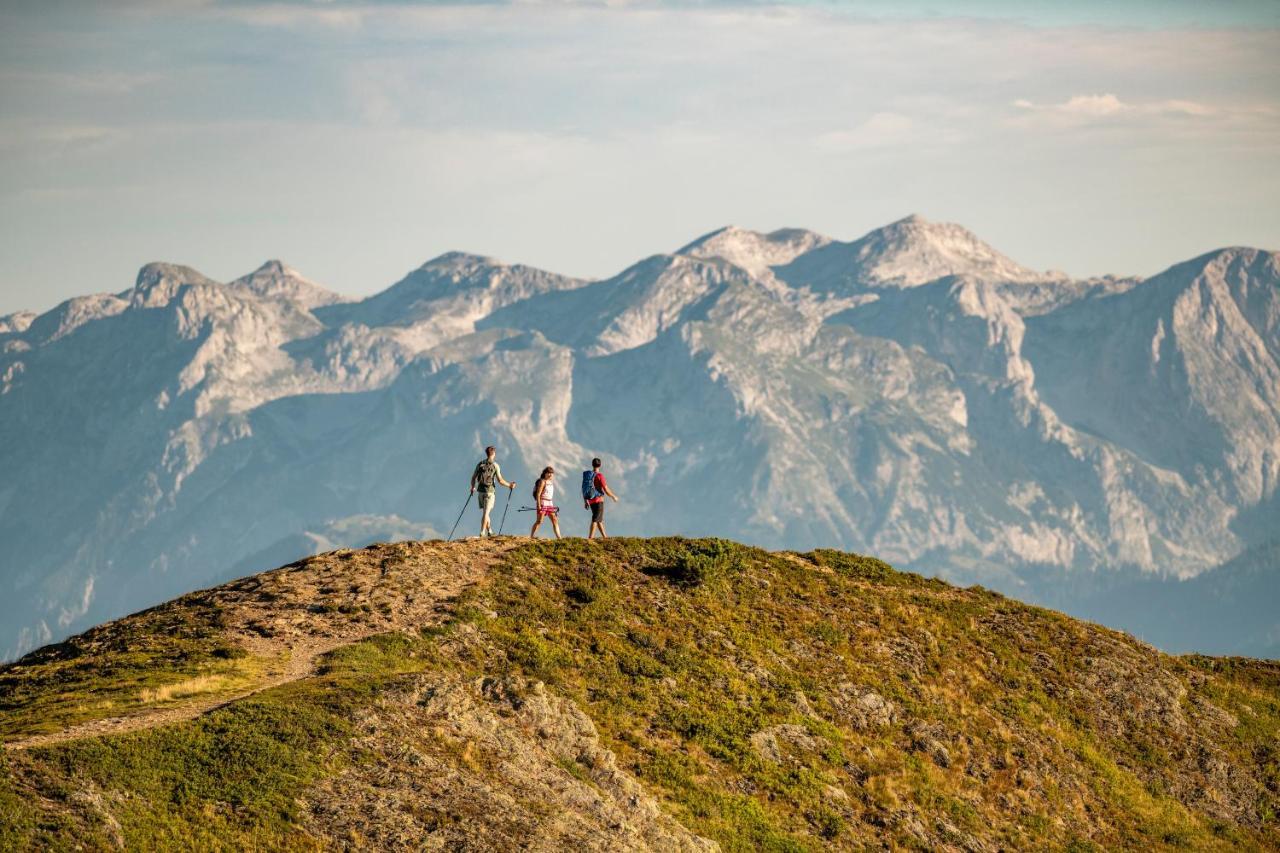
[1,1,1278,315]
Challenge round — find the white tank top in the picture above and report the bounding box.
[539,480,555,506]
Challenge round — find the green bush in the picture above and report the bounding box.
[646,538,745,588]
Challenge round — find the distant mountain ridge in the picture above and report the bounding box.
[1,215,1277,659]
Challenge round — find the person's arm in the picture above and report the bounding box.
[496,463,515,490]
[470,463,479,493]
[599,473,618,502]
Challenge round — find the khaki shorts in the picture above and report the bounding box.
[477,490,496,511]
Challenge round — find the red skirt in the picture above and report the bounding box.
[537,505,559,517]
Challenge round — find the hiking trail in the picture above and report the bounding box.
[4,538,517,750]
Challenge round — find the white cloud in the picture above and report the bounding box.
[815,112,915,151]
[1059,93,1127,117]
[57,575,94,627]
[1008,93,1245,130]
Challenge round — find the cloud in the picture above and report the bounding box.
[57,575,94,628]
[815,112,915,151]
[1007,93,1244,131]
[1056,93,1128,117]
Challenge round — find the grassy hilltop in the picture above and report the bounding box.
[1,538,1277,850]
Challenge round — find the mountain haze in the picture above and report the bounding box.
[1,216,1277,659]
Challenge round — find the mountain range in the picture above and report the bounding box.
[1,215,1277,660]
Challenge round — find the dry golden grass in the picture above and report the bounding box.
[138,673,240,704]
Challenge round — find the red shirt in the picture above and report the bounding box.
[589,472,606,504]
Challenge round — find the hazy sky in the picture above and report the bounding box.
[1,1,1278,315]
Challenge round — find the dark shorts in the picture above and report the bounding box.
[589,501,604,523]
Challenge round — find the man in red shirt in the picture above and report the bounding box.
[584,456,619,539]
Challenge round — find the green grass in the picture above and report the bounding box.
[0,598,269,740]
[444,538,1279,850]
[0,632,427,850]
[1,537,1277,850]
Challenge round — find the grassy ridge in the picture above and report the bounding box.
[0,597,267,740]
[1,538,1277,850]
[0,633,427,849]
[458,539,1278,850]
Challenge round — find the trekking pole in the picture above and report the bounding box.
[497,487,513,536]
[446,493,472,542]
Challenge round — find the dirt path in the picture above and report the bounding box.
[5,537,519,751]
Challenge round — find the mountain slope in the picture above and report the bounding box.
[830,275,1241,578]
[0,218,1277,662]
[1025,248,1280,510]
[1,538,1277,850]
[775,214,1057,293]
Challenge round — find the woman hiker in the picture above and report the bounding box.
[530,466,563,539]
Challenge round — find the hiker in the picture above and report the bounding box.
[470,445,515,537]
[529,466,563,539]
[582,457,619,539]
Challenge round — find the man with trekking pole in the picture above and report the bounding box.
[470,445,515,538]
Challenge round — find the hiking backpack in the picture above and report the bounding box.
[581,470,601,501]
[476,460,497,490]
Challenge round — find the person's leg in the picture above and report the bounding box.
[589,502,605,539]
[530,515,542,538]
[550,513,562,539]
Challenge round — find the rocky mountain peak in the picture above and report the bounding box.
[417,250,505,275]
[847,214,1052,287]
[230,260,345,309]
[0,310,36,335]
[314,252,585,332]
[1124,245,1280,344]
[677,225,832,276]
[133,262,217,291]
[131,262,219,309]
